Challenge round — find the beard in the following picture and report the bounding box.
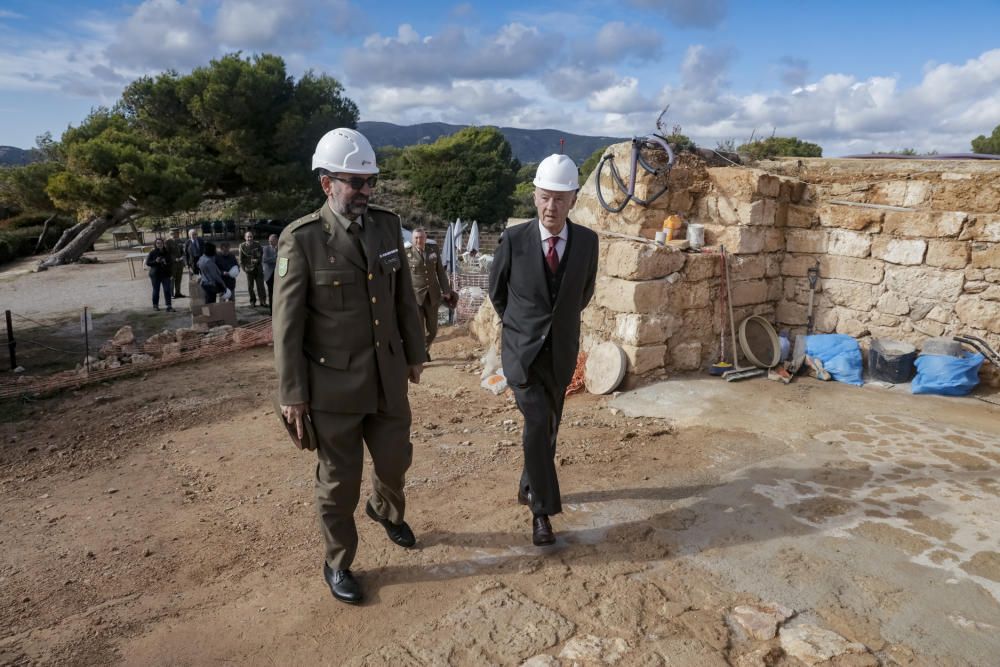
[332,191,369,218]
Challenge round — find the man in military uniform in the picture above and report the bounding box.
[165,228,186,298]
[273,127,427,605]
[239,231,267,307]
[405,227,457,360]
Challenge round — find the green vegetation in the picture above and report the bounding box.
[392,126,518,226]
[737,136,823,159]
[971,124,1000,154]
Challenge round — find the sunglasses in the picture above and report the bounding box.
[329,175,378,190]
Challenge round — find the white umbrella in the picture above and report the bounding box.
[467,220,480,254]
[440,221,456,275]
[453,218,465,253]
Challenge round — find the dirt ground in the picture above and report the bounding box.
[1,317,999,666]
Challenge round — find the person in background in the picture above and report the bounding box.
[404,227,456,361]
[184,228,203,275]
[216,242,238,301]
[145,238,175,312]
[239,231,267,308]
[197,242,227,304]
[262,233,278,312]
[165,228,186,298]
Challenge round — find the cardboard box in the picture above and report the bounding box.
[192,301,237,328]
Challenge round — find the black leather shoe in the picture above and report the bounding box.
[517,489,532,506]
[532,515,555,546]
[366,501,416,548]
[323,563,362,604]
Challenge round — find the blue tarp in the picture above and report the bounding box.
[912,352,984,396]
[805,334,864,386]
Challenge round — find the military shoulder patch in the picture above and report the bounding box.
[277,256,289,277]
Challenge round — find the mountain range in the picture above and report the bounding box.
[358,121,623,165]
[1,123,623,168]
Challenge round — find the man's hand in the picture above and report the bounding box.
[281,403,310,440]
[408,364,423,384]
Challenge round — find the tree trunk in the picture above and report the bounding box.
[38,201,139,269]
[34,213,57,254]
[51,220,89,253]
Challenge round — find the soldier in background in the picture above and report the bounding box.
[239,231,267,308]
[405,227,457,361]
[262,233,278,312]
[165,228,186,298]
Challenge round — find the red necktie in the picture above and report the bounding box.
[546,236,559,274]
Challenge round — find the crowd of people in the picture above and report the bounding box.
[143,228,279,310]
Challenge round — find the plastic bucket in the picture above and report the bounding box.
[687,223,705,249]
[868,339,916,383]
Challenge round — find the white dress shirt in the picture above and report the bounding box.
[538,221,568,262]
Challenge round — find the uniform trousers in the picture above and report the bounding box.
[171,262,185,296]
[246,268,266,305]
[311,390,412,570]
[416,296,440,349]
[511,344,565,517]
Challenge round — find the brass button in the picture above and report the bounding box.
[320,357,326,364]
[374,319,380,326]
[368,273,373,280]
[334,281,340,286]
[376,341,381,348]
[371,296,377,303]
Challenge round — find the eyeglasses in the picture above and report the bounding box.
[329,175,378,190]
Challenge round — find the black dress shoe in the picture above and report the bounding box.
[174,293,186,298]
[323,562,362,604]
[517,489,532,506]
[532,515,555,546]
[366,501,416,548]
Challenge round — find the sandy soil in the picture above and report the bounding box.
[1,321,998,666]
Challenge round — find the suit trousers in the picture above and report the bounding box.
[311,397,413,570]
[171,263,184,296]
[511,345,565,516]
[416,295,439,350]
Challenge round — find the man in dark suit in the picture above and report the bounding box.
[273,128,427,605]
[184,228,203,275]
[488,154,599,546]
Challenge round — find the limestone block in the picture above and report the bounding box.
[605,241,686,280]
[775,201,788,227]
[614,313,679,346]
[987,269,1000,283]
[670,341,703,370]
[971,242,1000,269]
[707,225,767,254]
[908,299,935,321]
[960,214,1000,242]
[913,319,946,337]
[594,277,669,314]
[786,229,827,254]
[621,344,667,374]
[112,325,135,346]
[966,267,985,281]
[818,204,883,231]
[925,240,970,269]
[730,279,769,307]
[884,265,965,301]
[871,312,899,327]
[964,281,989,294]
[828,229,872,258]
[783,278,799,302]
[813,307,840,332]
[161,342,182,360]
[872,238,927,265]
[715,197,751,226]
[730,255,767,280]
[708,167,760,200]
[757,174,781,198]
[882,210,967,238]
[682,253,718,281]
[979,285,1000,301]
[879,180,930,207]
[668,189,695,212]
[765,254,782,277]
[876,292,910,316]
[787,204,816,228]
[777,301,808,325]
[680,309,715,339]
[926,304,955,322]
[783,255,884,284]
[746,198,777,226]
[821,279,879,310]
[766,279,783,302]
[666,280,711,310]
[955,296,1000,333]
[764,228,784,253]
[836,310,869,337]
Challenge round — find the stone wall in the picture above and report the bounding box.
[474,143,1000,384]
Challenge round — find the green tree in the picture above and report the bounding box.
[397,126,517,225]
[737,136,823,160]
[29,52,357,267]
[971,124,1000,154]
[579,146,606,185]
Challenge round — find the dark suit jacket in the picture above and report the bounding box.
[184,238,203,272]
[272,203,427,415]
[488,219,599,388]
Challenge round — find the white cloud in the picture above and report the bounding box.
[776,56,809,88]
[105,0,214,70]
[215,0,360,48]
[581,21,662,64]
[542,66,618,102]
[343,23,561,86]
[0,10,26,20]
[360,80,530,122]
[588,77,659,114]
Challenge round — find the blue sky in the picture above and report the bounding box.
[1,0,999,155]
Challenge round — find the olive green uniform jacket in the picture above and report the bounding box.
[405,244,450,308]
[272,203,427,416]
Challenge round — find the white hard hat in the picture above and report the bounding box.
[533,154,579,191]
[311,128,379,174]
